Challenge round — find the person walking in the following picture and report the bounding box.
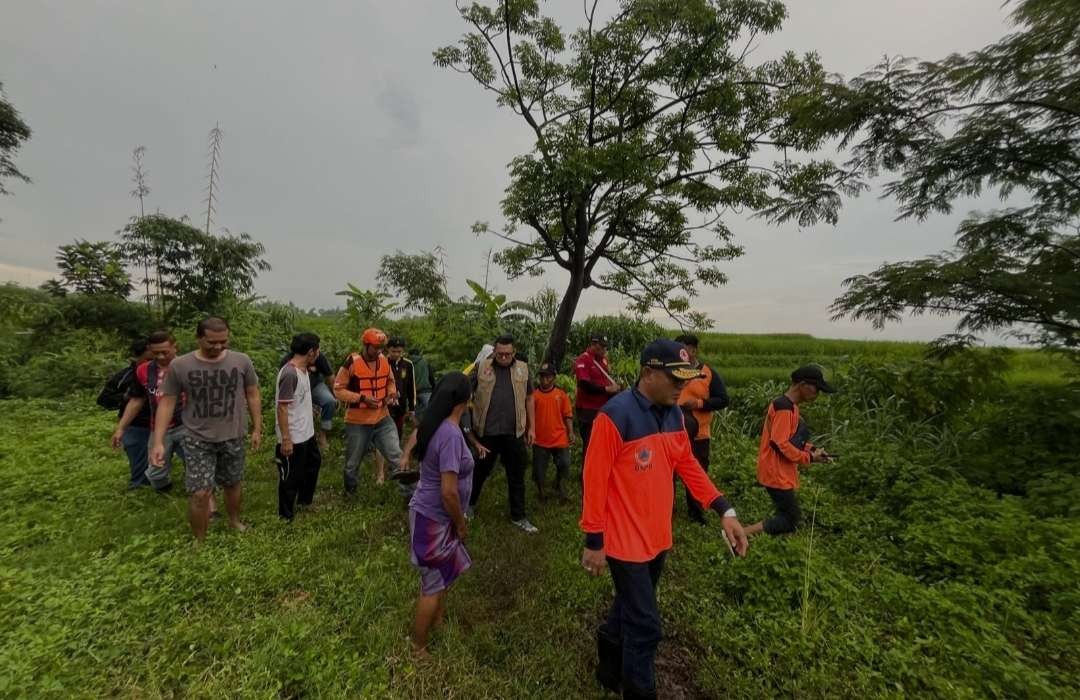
[104,339,153,489]
[275,333,324,521]
[466,334,539,533]
[744,366,835,537]
[333,327,416,494]
[280,346,335,450]
[403,372,475,658]
[112,330,187,493]
[673,333,730,524]
[580,339,749,699]
[574,335,620,459]
[150,317,262,541]
[531,362,575,503]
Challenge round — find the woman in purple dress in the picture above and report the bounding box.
[403,372,474,657]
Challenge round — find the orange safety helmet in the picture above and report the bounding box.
[361,327,388,347]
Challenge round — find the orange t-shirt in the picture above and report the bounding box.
[533,387,573,448]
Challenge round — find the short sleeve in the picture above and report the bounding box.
[434,426,462,475]
[560,392,573,418]
[277,367,298,403]
[243,355,259,387]
[128,364,149,399]
[161,364,182,396]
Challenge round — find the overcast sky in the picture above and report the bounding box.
[0,1,1014,341]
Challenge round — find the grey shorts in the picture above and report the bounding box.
[181,436,246,494]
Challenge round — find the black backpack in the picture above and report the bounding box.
[96,365,135,411]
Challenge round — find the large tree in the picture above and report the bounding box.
[119,214,270,323]
[830,0,1080,351]
[435,0,860,365]
[0,81,32,198]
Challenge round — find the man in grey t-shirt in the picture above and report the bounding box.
[151,317,262,541]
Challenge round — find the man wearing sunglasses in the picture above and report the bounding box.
[467,334,539,533]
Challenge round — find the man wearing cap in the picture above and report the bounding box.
[673,333,730,524]
[531,362,575,503]
[574,335,620,460]
[744,365,835,537]
[580,339,749,699]
[333,328,416,494]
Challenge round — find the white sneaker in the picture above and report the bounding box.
[464,506,474,521]
[512,518,539,534]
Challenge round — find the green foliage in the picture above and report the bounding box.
[437,0,863,364]
[0,80,31,197]
[567,314,666,359]
[52,239,132,297]
[118,214,271,324]
[830,0,1080,352]
[334,284,398,338]
[376,250,450,313]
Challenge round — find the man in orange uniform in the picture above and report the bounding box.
[744,365,834,537]
[580,339,749,699]
[334,328,416,494]
[673,333,729,524]
[531,362,575,503]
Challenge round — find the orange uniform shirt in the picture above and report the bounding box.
[757,395,813,490]
[676,364,729,440]
[580,389,728,562]
[533,386,573,448]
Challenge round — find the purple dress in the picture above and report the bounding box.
[408,420,475,595]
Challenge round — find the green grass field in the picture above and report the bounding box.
[694,332,1070,387]
[2,333,1076,698]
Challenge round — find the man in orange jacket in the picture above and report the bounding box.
[580,339,748,699]
[673,333,729,524]
[334,328,417,494]
[744,365,835,537]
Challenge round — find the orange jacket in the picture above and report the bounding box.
[757,395,813,490]
[333,352,397,425]
[580,388,730,562]
[677,364,729,440]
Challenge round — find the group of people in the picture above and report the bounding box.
[105,318,835,699]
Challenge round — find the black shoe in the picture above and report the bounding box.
[596,628,622,694]
[154,483,174,494]
[389,468,420,485]
[689,511,707,525]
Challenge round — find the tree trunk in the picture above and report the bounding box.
[545,269,585,370]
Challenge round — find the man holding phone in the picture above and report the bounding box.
[744,365,835,537]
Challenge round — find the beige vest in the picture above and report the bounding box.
[473,358,529,438]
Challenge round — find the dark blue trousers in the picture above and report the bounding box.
[602,551,668,694]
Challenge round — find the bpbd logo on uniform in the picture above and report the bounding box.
[634,447,653,472]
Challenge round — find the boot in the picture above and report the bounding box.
[596,628,622,694]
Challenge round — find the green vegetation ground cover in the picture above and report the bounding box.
[3,328,1078,698]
